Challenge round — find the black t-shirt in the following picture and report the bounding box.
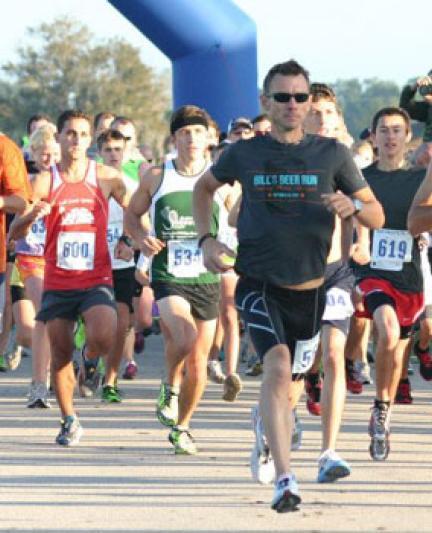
[354,163,426,293]
[211,134,367,286]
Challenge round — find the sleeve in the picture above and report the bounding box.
[0,138,31,200]
[334,142,368,195]
[399,85,429,123]
[210,144,240,186]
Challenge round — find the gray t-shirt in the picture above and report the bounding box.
[211,134,367,286]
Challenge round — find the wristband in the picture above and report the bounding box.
[119,234,133,247]
[198,233,215,248]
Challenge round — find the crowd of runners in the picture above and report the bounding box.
[1,59,432,513]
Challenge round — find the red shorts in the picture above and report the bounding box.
[355,278,424,327]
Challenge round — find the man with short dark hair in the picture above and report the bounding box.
[227,117,254,142]
[28,109,130,446]
[193,59,384,512]
[355,107,425,461]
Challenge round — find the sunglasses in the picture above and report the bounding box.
[268,92,309,103]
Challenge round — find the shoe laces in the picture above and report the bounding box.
[372,405,389,430]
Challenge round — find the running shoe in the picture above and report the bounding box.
[0,355,7,372]
[122,361,138,380]
[317,449,351,483]
[101,384,122,403]
[368,402,391,461]
[291,409,302,451]
[78,348,101,398]
[22,347,32,358]
[168,427,197,455]
[353,360,373,385]
[207,359,226,384]
[134,331,145,354]
[250,405,275,484]
[55,415,83,446]
[271,474,301,513]
[156,382,179,427]
[305,372,322,415]
[223,373,242,402]
[245,353,263,376]
[414,342,432,381]
[27,382,51,408]
[6,344,22,371]
[346,360,363,394]
[395,379,413,405]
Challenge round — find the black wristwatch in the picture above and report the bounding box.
[119,234,133,247]
[198,233,216,248]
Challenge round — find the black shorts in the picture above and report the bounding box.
[151,280,220,321]
[11,285,27,304]
[37,284,116,323]
[235,276,326,378]
[322,260,355,336]
[113,267,135,313]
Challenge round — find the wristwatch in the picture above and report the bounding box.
[352,198,363,215]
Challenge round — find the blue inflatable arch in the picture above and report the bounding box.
[108,0,259,132]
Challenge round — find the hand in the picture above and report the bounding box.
[321,192,356,219]
[350,243,370,265]
[114,240,134,262]
[201,238,236,273]
[140,235,165,257]
[418,234,428,251]
[31,200,51,221]
[416,75,432,88]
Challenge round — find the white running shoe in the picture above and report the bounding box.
[207,360,226,384]
[27,382,51,408]
[250,405,275,484]
[353,360,373,384]
[271,474,301,513]
[291,409,302,451]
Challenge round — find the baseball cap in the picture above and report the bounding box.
[227,117,253,133]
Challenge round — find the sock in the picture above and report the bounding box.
[415,341,429,354]
[374,398,390,410]
[400,378,410,384]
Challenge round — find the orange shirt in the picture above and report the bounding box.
[0,135,31,272]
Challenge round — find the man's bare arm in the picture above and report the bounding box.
[407,161,432,236]
[322,186,385,229]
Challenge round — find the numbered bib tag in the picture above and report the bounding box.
[292,332,320,375]
[167,239,206,278]
[371,229,413,271]
[57,231,95,271]
[322,287,354,321]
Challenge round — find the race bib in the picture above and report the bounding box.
[167,239,206,278]
[292,332,320,374]
[371,229,413,271]
[322,287,354,321]
[57,231,95,270]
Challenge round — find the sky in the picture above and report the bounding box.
[1,0,430,88]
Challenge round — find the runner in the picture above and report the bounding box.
[97,128,136,402]
[125,105,222,455]
[354,107,426,461]
[192,59,384,511]
[28,109,129,445]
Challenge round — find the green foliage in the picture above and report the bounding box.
[332,78,400,137]
[0,16,171,151]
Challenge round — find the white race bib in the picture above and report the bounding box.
[371,229,413,272]
[57,231,95,271]
[292,332,320,374]
[167,239,206,278]
[322,287,354,321]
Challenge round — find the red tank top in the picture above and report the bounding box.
[44,161,112,291]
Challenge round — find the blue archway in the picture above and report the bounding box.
[108,0,259,131]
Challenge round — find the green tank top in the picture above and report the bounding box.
[150,159,221,284]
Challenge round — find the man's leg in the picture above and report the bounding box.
[47,318,76,417]
[104,301,130,390]
[318,324,351,482]
[82,304,117,360]
[177,317,217,428]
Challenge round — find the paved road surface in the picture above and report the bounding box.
[0,334,431,532]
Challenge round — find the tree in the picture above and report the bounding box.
[333,78,400,138]
[0,17,171,151]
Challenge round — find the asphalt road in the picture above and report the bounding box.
[0,334,431,532]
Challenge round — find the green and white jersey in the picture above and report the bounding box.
[150,159,221,284]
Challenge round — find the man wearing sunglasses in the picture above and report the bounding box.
[193,59,384,512]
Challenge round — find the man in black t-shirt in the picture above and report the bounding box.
[193,59,384,513]
[354,107,426,462]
